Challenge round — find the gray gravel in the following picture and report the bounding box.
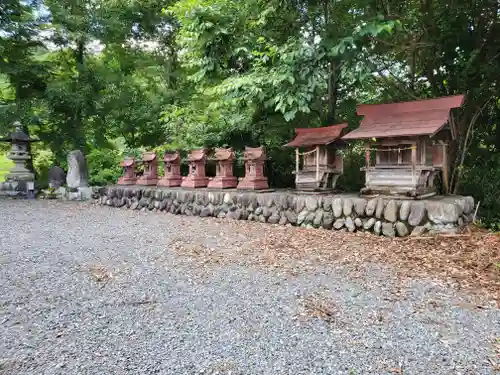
[0,200,499,375]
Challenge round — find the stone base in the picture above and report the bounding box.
[181,177,209,188]
[207,176,238,189]
[118,177,137,185]
[157,177,182,187]
[136,177,158,186]
[95,186,475,237]
[0,180,33,197]
[237,177,269,190]
[39,186,98,201]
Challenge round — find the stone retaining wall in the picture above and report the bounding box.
[94,186,475,237]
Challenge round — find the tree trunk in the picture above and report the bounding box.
[73,39,87,153]
[327,60,339,124]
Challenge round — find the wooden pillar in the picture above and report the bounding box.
[420,139,426,165]
[295,147,299,184]
[442,142,449,194]
[411,143,417,186]
[315,146,320,183]
[365,143,370,168]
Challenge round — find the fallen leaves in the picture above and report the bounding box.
[88,264,113,283]
[298,294,342,325]
[167,218,500,305]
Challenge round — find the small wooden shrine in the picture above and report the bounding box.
[118,157,137,185]
[284,124,347,191]
[181,148,209,188]
[136,151,158,186]
[237,146,268,190]
[342,94,464,198]
[157,151,182,187]
[207,147,237,189]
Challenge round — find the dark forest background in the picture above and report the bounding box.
[1,0,499,226]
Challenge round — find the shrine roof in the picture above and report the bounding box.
[342,95,464,140]
[213,147,235,161]
[284,123,348,147]
[243,147,266,160]
[164,152,180,163]
[142,152,157,162]
[187,149,207,162]
[120,158,135,167]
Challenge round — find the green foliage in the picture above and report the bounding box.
[32,148,55,188]
[0,153,14,182]
[337,145,365,192]
[460,154,500,229]
[86,148,122,186]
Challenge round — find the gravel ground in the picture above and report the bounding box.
[0,200,499,375]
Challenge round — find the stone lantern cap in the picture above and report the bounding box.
[0,122,39,143]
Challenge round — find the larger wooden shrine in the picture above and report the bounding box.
[284,124,347,191]
[342,95,464,198]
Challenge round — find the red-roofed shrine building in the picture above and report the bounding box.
[342,95,464,197]
[284,124,347,191]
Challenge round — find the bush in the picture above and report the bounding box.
[33,148,54,188]
[459,155,500,230]
[86,148,122,186]
[337,144,365,192]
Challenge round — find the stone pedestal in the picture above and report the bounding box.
[136,152,158,186]
[181,149,209,188]
[157,152,182,187]
[118,158,137,185]
[237,146,269,190]
[208,148,237,189]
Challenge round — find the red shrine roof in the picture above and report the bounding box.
[164,152,180,163]
[214,147,235,161]
[120,158,135,167]
[187,149,207,162]
[342,95,465,140]
[243,147,266,160]
[284,123,348,147]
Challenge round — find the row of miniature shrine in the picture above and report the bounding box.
[119,147,269,190]
[118,94,465,198]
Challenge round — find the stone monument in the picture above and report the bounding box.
[181,149,209,188]
[207,147,237,189]
[157,151,182,187]
[0,122,39,197]
[66,150,89,188]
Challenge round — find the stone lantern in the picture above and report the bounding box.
[0,121,39,196]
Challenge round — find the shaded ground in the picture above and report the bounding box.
[0,200,499,375]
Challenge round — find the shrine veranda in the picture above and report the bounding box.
[93,185,475,237]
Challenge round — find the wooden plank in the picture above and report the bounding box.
[411,143,417,186]
[441,142,449,194]
[315,146,320,186]
[295,147,299,185]
[377,139,418,145]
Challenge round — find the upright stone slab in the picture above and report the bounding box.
[66,150,89,188]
